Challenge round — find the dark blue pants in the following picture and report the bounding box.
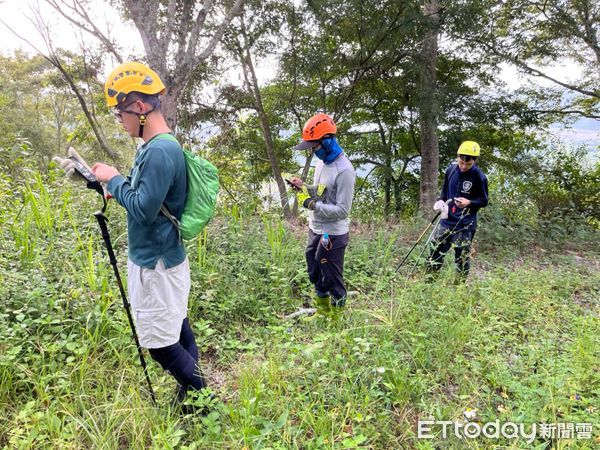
[427,225,475,277]
[306,230,349,305]
[148,318,206,392]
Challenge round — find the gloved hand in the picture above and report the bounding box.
[53,148,111,198]
[296,184,326,210]
[52,147,93,182]
[433,199,449,219]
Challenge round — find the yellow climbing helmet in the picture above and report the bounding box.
[104,61,166,108]
[457,141,481,157]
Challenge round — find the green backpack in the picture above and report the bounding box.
[157,133,219,240]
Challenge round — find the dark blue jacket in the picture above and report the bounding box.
[439,163,488,229]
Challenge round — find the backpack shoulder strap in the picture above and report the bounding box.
[154,132,179,143]
[154,133,183,243]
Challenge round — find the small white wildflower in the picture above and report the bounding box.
[463,407,477,420]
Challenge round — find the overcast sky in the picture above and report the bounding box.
[1,0,597,155]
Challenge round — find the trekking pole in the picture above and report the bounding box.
[406,205,470,281]
[406,216,442,280]
[395,211,441,272]
[64,151,157,405]
[93,208,156,405]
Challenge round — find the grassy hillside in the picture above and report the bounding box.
[0,176,598,449]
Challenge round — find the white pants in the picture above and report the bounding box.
[127,257,191,349]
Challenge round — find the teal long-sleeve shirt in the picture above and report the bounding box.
[107,134,187,269]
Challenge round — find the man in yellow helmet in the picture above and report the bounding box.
[91,62,209,412]
[426,141,489,282]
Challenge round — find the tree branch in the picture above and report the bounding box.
[460,35,599,99]
[45,0,123,62]
[1,13,117,159]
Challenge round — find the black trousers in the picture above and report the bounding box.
[427,225,475,277]
[148,317,206,392]
[305,230,349,303]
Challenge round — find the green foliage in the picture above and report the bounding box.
[0,52,69,169]
[0,50,136,180]
[479,140,600,249]
[0,2,599,445]
[1,166,598,448]
[454,0,600,118]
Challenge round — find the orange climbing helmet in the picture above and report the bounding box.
[294,113,337,150]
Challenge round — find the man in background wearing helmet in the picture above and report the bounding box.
[426,141,489,282]
[91,62,209,412]
[289,113,356,318]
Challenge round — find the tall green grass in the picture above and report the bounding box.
[1,173,598,449]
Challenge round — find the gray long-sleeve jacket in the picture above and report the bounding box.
[308,154,356,235]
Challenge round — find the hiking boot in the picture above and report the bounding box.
[329,295,346,320]
[303,293,331,322]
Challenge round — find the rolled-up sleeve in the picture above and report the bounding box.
[314,169,355,221]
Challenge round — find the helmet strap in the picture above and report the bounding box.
[134,105,155,138]
[138,114,147,138]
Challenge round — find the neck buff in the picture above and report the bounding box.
[314,137,343,164]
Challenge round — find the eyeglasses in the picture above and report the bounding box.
[112,101,138,122]
[458,155,475,162]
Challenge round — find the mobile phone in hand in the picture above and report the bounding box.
[285,177,302,190]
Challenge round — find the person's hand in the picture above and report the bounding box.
[433,200,446,211]
[296,184,326,210]
[52,155,79,180]
[53,147,92,181]
[288,176,304,190]
[454,197,471,208]
[433,199,449,219]
[296,185,315,210]
[92,163,120,183]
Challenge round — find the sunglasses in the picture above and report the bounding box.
[458,155,475,162]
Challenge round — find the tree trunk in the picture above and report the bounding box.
[418,0,440,218]
[161,91,179,130]
[384,158,392,219]
[393,178,403,216]
[242,49,292,219]
[123,0,244,129]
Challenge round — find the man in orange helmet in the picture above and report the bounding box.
[289,113,356,318]
[90,62,210,412]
